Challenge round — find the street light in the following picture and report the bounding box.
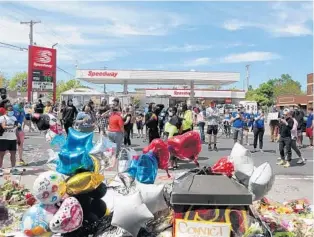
[52,43,58,48]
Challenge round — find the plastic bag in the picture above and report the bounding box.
[136,151,158,184]
[102,137,117,171]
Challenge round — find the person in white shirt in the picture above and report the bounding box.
[291,111,306,164]
[206,101,220,151]
[0,104,22,176]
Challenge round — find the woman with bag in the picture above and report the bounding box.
[0,104,23,176]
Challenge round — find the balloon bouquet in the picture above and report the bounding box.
[141,131,202,176]
[31,113,66,150]
[20,128,111,236]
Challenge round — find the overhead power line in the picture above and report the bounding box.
[0,42,75,78]
[20,20,41,45]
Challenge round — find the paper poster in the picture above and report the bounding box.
[175,219,231,237]
[267,112,279,121]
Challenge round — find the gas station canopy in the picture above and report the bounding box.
[76,69,240,85]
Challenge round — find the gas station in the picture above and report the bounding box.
[76,69,245,105]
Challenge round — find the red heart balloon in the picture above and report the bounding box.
[212,157,234,177]
[143,139,170,171]
[167,131,201,163]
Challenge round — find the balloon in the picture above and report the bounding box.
[56,128,94,176]
[229,143,252,162]
[49,197,83,233]
[91,155,100,173]
[143,139,170,171]
[128,154,140,178]
[136,183,168,214]
[89,135,105,156]
[47,114,57,127]
[64,128,94,152]
[136,151,158,184]
[50,124,63,134]
[248,162,275,201]
[46,149,58,170]
[118,148,138,173]
[57,149,94,176]
[66,172,104,195]
[32,171,66,205]
[167,131,201,164]
[211,157,234,177]
[21,203,58,236]
[50,134,66,149]
[89,136,117,172]
[33,114,50,131]
[111,191,154,237]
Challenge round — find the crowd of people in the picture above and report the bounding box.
[0,93,313,175]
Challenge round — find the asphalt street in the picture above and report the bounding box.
[1,129,313,203]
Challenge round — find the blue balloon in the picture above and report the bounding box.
[50,134,66,150]
[128,159,139,178]
[55,128,94,176]
[64,128,94,152]
[135,151,158,184]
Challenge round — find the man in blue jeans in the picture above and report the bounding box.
[231,106,244,145]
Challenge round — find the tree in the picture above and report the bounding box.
[245,74,303,106]
[56,79,86,100]
[8,72,27,92]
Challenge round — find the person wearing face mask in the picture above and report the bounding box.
[164,107,183,169]
[277,109,294,168]
[253,109,265,153]
[0,104,23,176]
[62,99,78,134]
[145,103,160,143]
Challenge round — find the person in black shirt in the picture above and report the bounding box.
[145,103,160,143]
[277,109,294,167]
[294,105,305,148]
[122,107,132,146]
[34,99,44,114]
[62,99,78,134]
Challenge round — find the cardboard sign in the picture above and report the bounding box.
[267,112,279,121]
[175,219,231,237]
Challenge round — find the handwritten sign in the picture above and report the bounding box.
[267,112,279,121]
[175,219,231,237]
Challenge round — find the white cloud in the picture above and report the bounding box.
[148,44,212,53]
[222,2,312,37]
[220,51,280,63]
[224,42,243,49]
[18,1,185,37]
[183,57,211,67]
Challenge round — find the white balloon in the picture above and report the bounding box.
[229,143,251,162]
[111,191,154,237]
[136,182,168,214]
[248,162,275,201]
[234,163,254,187]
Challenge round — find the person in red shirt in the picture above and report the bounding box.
[107,106,124,157]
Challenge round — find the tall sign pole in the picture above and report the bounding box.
[21,20,41,102]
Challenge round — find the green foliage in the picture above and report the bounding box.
[8,72,27,92]
[245,74,303,106]
[56,79,86,100]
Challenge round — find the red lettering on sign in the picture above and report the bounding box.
[88,71,118,78]
[174,91,190,96]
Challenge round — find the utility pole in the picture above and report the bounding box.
[245,64,250,92]
[20,20,41,45]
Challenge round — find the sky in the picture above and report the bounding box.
[0,1,313,92]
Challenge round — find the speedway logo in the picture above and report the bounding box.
[88,70,118,78]
[33,49,53,68]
